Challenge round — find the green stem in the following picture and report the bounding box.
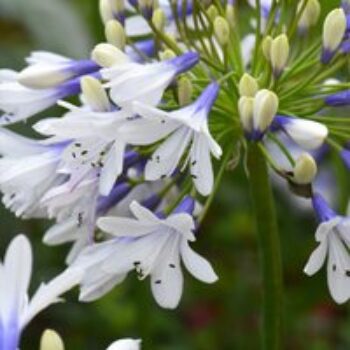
[247,143,283,350]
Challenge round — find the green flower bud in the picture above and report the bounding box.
[152,8,166,31]
[293,153,317,185]
[298,0,321,31]
[105,20,126,50]
[178,76,193,106]
[262,35,273,61]
[159,49,176,61]
[214,16,230,47]
[239,73,259,97]
[207,5,219,22]
[40,330,64,350]
[81,76,110,112]
[225,4,236,30]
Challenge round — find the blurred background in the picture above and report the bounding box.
[0,0,349,349]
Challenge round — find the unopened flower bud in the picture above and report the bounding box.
[214,16,230,47]
[262,35,273,61]
[107,339,141,350]
[105,20,126,50]
[40,330,64,350]
[100,0,114,24]
[152,8,166,31]
[225,4,236,29]
[159,49,176,61]
[91,43,129,67]
[298,0,321,32]
[270,34,289,77]
[81,76,110,112]
[293,153,318,185]
[238,96,254,133]
[178,76,193,106]
[239,73,259,97]
[207,5,219,22]
[139,0,154,19]
[322,8,347,64]
[253,89,279,136]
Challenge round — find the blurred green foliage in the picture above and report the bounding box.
[0,0,349,349]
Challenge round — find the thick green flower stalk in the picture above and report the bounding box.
[0,0,350,349]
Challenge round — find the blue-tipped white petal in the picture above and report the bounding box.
[273,116,328,150]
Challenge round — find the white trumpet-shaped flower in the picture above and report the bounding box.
[34,77,134,196]
[0,235,81,350]
[18,51,99,89]
[74,197,218,309]
[0,128,66,218]
[122,82,222,196]
[99,49,199,108]
[304,193,350,304]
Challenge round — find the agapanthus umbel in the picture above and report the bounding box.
[1,0,350,324]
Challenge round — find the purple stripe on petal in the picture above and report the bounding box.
[173,196,195,215]
[57,71,102,99]
[194,82,220,114]
[97,182,132,215]
[312,192,337,222]
[141,194,161,211]
[67,60,100,77]
[168,52,200,75]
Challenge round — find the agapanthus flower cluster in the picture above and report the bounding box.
[1,0,350,347]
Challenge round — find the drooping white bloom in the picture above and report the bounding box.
[304,193,350,304]
[100,49,199,108]
[272,115,328,150]
[0,72,99,125]
[0,235,81,350]
[74,197,218,309]
[18,51,99,89]
[122,82,222,196]
[106,338,141,350]
[34,77,134,196]
[0,128,66,218]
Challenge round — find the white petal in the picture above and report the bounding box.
[125,15,151,37]
[0,127,45,156]
[129,201,160,224]
[80,269,126,302]
[180,240,218,283]
[284,120,328,150]
[21,268,82,328]
[97,217,157,237]
[145,127,192,181]
[164,214,196,241]
[99,141,126,196]
[151,237,183,309]
[43,219,78,245]
[326,235,350,304]
[2,235,32,322]
[120,118,179,146]
[303,239,328,276]
[190,133,214,196]
[106,339,141,350]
